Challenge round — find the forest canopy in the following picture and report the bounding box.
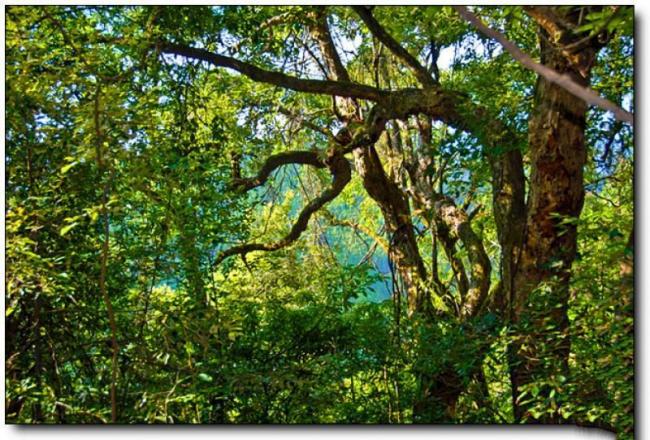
[5,5,633,437]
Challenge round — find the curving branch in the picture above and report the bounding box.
[352,6,436,87]
[160,42,386,102]
[215,154,351,265]
[253,8,517,317]
[307,9,431,313]
[453,6,633,126]
[232,150,325,192]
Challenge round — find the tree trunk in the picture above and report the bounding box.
[510,22,595,422]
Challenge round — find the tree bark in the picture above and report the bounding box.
[353,145,429,315]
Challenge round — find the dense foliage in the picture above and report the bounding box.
[5,5,633,437]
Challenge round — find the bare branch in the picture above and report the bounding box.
[353,6,436,87]
[453,6,633,126]
[160,42,387,102]
[298,38,329,78]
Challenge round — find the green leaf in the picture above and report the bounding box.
[198,373,213,383]
[60,161,78,174]
[60,222,79,236]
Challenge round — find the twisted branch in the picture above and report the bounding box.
[215,155,351,265]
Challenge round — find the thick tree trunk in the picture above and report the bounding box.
[510,24,594,422]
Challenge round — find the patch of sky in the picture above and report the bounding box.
[586,108,633,187]
[622,92,633,113]
[425,36,504,75]
[437,45,455,70]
